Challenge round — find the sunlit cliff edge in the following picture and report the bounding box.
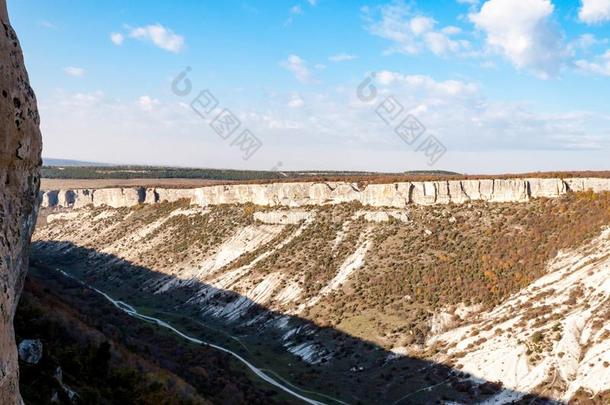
[40,177,610,209]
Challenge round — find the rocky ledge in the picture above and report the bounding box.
[40,177,610,210]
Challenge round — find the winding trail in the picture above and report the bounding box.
[52,267,336,405]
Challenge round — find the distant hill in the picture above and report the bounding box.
[43,158,111,167]
[41,164,461,182]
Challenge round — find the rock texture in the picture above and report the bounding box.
[41,177,610,210]
[0,1,43,402]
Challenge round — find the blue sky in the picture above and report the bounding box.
[8,0,610,173]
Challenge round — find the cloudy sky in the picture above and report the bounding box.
[9,0,610,173]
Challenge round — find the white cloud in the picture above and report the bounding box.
[40,20,57,30]
[39,73,610,171]
[576,50,610,75]
[480,60,497,69]
[281,54,315,83]
[285,4,304,26]
[39,89,228,168]
[307,0,318,5]
[128,24,185,53]
[63,67,85,77]
[110,32,124,46]
[362,71,608,151]
[442,26,462,35]
[329,53,358,62]
[55,90,105,109]
[579,0,610,24]
[425,32,471,55]
[570,33,605,51]
[409,16,435,35]
[288,93,305,108]
[374,71,479,96]
[138,95,160,112]
[470,0,566,79]
[363,1,471,56]
[254,71,595,153]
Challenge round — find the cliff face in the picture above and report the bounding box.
[41,177,610,210]
[0,1,43,403]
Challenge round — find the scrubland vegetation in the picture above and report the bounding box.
[312,192,610,346]
[16,267,291,404]
[42,165,610,186]
[41,165,396,182]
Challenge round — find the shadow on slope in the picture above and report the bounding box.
[15,275,280,405]
[30,240,558,405]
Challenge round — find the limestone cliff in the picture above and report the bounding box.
[0,0,43,403]
[41,177,610,210]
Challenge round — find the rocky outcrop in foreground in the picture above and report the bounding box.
[41,177,610,209]
[0,0,43,403]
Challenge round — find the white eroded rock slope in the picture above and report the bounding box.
[428,228,610,402]
[34,205,401,363]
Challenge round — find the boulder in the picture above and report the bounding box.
[17,339,43,364]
